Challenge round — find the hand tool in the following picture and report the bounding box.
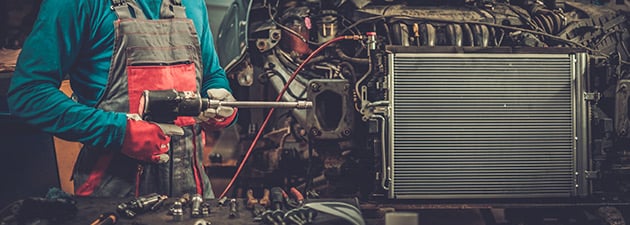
[139,89,312,123]
[116,193,167,218]
[246,189,266,218]
[261,210,280,225]
[170,201,183,222]
[201,202,211,217]
[287,187,305,208]
[269,187,287,225]
[289,187,304,205]
[270,187,285,211]
[168,193,190,221]
[217,196,229,206]
[89,212,117,225]
[283,208,307,225]
[176,193,191,206]
[302,207,318,223]
[272,210,286,225]
[228,198,238,218]
[190,194,203,218]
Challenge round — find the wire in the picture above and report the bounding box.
[265,69,308,100]
[340,15,386,35]
[218,35,362,199]
[266,3,318,46]
[340,15,361,35]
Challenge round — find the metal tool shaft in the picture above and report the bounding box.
[208,100,313,109]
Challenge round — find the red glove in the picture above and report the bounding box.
[198,88,238,130]
[201,107,238,130]
[121,117,170,163]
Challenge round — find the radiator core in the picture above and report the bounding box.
[388,53,588,199]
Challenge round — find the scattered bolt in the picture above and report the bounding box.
[310,83,321,92]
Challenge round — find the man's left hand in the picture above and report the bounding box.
[198,88,237,128]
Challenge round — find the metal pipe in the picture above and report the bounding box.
[370,114,390,191]
[207,100,312,109]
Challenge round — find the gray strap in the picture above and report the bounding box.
[159,0,187,19]
[171,0,187,18]
[110,0,146,19]
[126,0,147,19]
[159,0,174,18]
[110,0,132,19]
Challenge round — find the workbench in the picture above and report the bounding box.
[46,197,630,225]
[51,197,385,225]
[56,197,277,225]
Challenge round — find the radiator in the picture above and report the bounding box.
[388,52,588,199]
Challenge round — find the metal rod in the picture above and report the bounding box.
[208,100,313,109]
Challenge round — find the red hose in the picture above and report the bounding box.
[218,35,362,199]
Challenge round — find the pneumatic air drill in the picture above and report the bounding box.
[138,89,312,124]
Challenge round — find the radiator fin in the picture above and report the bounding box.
[390,54,576,199]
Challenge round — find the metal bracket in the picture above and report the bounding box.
[584,170,600,179]
[584,92,601,101]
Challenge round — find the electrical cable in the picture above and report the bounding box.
[264,69,308,100]
[341,15,361,35]
[218,35,364,199]
[275,48,323,80]
[266,3,318,46]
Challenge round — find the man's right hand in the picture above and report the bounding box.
[121,116,170,163]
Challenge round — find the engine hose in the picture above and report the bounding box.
[472,24,484,47]
[480,25,490,47]
[218,35,365,199]
[462,23,474,47]
[423,23,436,46]
[552,11,565,34]
[335,48,369,64]
[490,27,497,46]
[539,14,554,34]
[446,24,455,46]
[532,15,546,33]
[446,24,463,47]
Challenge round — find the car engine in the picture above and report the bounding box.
[215,0,630,204]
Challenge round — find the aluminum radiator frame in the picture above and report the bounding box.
[386,52,589,199]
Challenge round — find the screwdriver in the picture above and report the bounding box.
[270,187,284,211]
[246,189,266,217]
[289,187,305,206]
[90,212,117,225]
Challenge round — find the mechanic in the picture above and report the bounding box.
[7,0,236,199]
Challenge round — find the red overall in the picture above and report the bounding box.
[73,0,214,198]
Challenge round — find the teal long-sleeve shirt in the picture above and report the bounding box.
[7,0,230,149]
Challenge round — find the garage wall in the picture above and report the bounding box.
[206,0,233,41]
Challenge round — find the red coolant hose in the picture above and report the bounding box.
[218,35,365,199]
